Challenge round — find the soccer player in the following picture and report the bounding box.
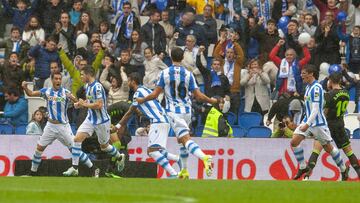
[303,73,360,180]
[63,66,125,176]
[137,47,217,179]
[115,72,180,178]
[291,65,349,180]
[22,71,96,176]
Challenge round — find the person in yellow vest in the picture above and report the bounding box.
[202,96,233,137]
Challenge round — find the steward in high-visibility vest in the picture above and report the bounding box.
[202,107,233,138]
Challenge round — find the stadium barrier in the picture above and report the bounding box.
[1,135,359,180]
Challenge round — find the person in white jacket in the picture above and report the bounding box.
[26,110,43,135]
[142,47,168,90]
[22,16,45,47]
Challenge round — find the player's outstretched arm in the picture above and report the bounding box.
[137,87,162,104]
[21,81,41,97]
[193,89,217,105]
[79,99,103,110]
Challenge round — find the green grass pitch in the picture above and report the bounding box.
[0,177,359,203]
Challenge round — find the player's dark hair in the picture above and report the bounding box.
[329,72,342,84]
[82,65,96,77]
[171,47,184,62]
[303,64,317,76]
[51,70,62,80]
[128,72,142,85]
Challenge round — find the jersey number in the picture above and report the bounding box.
[170,81,187,99]
[336,101,348,117]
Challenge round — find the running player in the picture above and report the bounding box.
[303,73,359,180]
[22,71,97,176]
[115,72,180,178]
[290,65,349,180]
[136,47,217,179]
[63,66,125,176]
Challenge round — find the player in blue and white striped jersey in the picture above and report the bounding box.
[115,73,180,178]
[290,65,349,180]
[22,71,95,176]
[137,47,218,179]
[64,66,125,176]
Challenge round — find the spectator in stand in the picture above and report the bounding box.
[285,20,303,58]
[240,59,271,116]
[83,0,110,26]
[3,88,28,126]
[269,39,311,97]
[0,0,39,31]
[86,40,104,67]
[26,109,43,135]
[100,55,129,106]
[314,0,340,22]
[69,0,83,26]
[338,0,356,34]
[307,37,322,69]
[86,32,101,51]
[186,0,216,15]
[41,0,65,34]
[129,30,147,66]
[0,52,24,91]
[74,11,97,37]
[99,20,113,48]
[22,16,45,47]
[298,13,317,36]
[52,12,75,57]
[159,10,174,50]
[28,37,60,90]
[315,11,341,65]
[247,16,260,60]
[338,25,360,73]
[174,11,206,47]
[195,4,218,45]
[43,61,71,90]
[282,0,297,18]
[141,10,167,55]
[0,26,30,66]
[213,34,244,114]
[142,47,168,90]
[111,2,141,56]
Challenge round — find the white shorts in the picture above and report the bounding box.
[167,111,190,138]
[294,124,333,145]
[148,123,170,148]
[77,119,110,145]
[38,122,74,148]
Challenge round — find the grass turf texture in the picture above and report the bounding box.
[0,177,359,203]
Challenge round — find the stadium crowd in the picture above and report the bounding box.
[0,0,359,138]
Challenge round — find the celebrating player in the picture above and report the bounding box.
[290,65,349,180]
[63,66,125,176]
[22,71,97,176]
[137,47,217,179]
[115,72,180,178]
[303,73,360,180]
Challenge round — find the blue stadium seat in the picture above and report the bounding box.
[238,112,262,130]
[0,124,14,134]
[247,126,272,138]
[352,128,360,139]
[232,126,247,138]
[14,125,27,135]
[225,112,237,125]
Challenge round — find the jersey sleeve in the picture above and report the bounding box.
[311,86,322,103]
[39,88,47,99]
[156,71,165,89]
[132,91,140,107]
[188,72,199,92]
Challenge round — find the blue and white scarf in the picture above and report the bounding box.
[211,70,222,87]
[257,0,271,28]
[113,13,134,41]
[281,0,287,14]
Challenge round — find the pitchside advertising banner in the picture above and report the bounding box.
[1,135,359,180]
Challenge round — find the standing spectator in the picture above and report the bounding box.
[282,0,297,18]
[0,0,39,31]
[338,25,360,73]
[129,30,147,66]
[112,2,141,55]
[99,20,113,47]
[141,10,167,55]
[213,37,245,114]
[74,11,97,37]
[315,11,341,65]
[195,4,218,45]
[174,11,206,47]
[0,26,30,65]
[41,0,65,34]
[314,0,340,22]
[240,59,270,116]
[43,61,71,90]
[0,52,24,91]
[26,109,43,135]
[299,13,317,36]
[285,20,303,58]
[338,0,356,34]
[269,39,311,96]
[22,16,45,47]
[3,88,28,126]
[69,0,83,26]
[159,10,174,50]
[83,0,110,25]
[142,47,168,90]
[52,12,75,56]
[186,0,216,15]
[28,37,60,90]
[247,16,260,59]
[307,37,322,69]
